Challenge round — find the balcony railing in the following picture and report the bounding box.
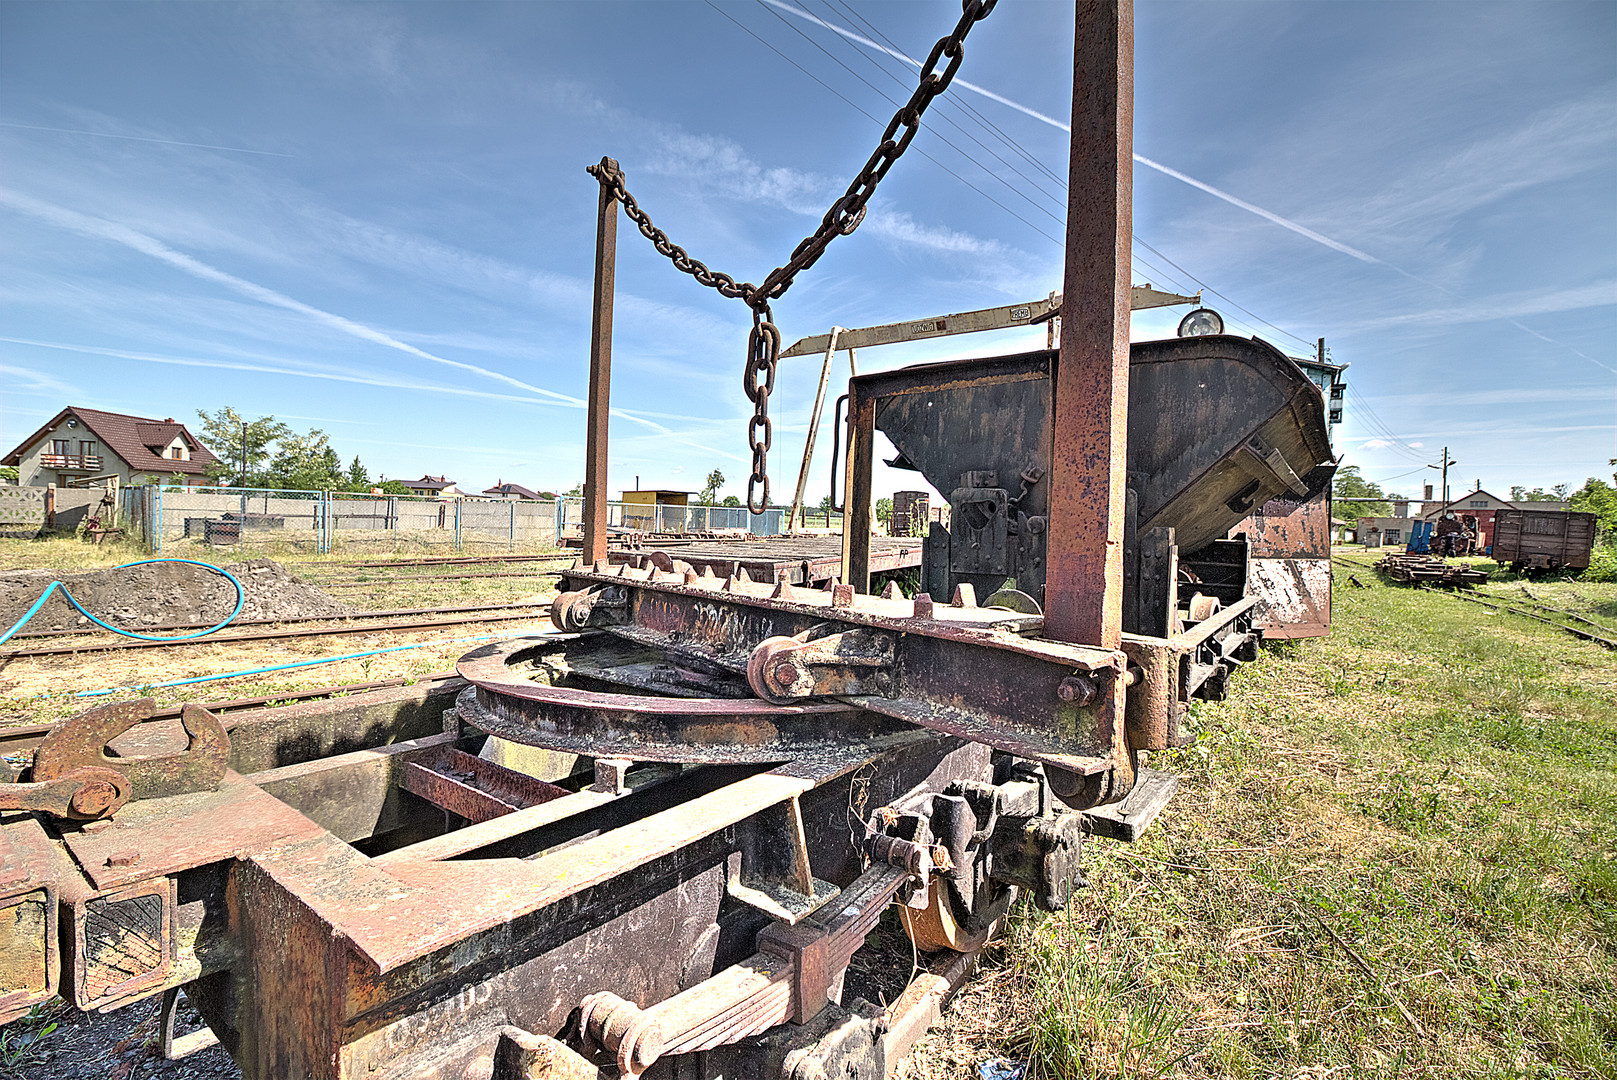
[40,454,103,471]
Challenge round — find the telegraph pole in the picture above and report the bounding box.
[1427,447,1457,505]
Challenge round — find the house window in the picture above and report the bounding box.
[169,447,183,460]
[1386,531,1401,544]
[1469,500,1486,507]
[52,439,70,455]
[80,441,96,457]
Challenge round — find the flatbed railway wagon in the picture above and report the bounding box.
[1491,508,1597,573]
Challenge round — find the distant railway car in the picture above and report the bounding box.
[1491,508,1597,573]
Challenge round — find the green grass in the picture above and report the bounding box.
[913,552,1617,1079]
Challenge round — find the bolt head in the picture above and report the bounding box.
[1057,676,1097,706]
[70,780,121,817]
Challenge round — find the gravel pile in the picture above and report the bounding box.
[0,559,351,634]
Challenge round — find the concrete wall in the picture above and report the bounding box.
[0,486,119,536]
[0,486,45,537]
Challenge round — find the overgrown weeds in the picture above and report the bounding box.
[907,553,1617,1079]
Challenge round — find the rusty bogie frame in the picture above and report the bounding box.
[1,682,1121,1079]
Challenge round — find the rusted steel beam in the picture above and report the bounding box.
[1045,0,1134,650]
[584,157,621,568]
[840,395,877,591]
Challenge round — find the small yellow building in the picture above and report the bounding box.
[621,489,690,532]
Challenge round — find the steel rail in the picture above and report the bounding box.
[3,602,551,640]
[1421,586,1617,650]
[1337,552,1615,648]
[1,608,551,659]
[284,554,573,570]
[0,671,462,756]
[313,570,565,586]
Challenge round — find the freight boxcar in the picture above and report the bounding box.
[1491,508,1597,573]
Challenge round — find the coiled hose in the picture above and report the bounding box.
[0,558,245,648]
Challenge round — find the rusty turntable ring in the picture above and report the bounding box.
[456,634,928,764]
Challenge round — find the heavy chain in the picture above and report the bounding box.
[589,0,998,513]
[744,308,780,512]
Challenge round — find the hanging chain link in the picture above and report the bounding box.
[744,309,781,512]
[588,0,997,514]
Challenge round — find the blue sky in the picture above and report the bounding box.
[2,1,1613,504]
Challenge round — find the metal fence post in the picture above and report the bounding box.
[454,499,463,551]
[154,485,163,554]
[509,501,516,552]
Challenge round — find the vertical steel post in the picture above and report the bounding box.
[584,157,621,567]
[1044,0,1134,650]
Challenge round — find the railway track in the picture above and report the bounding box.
[3,600,550,640]
[0,605,552,659]
[285,553,575,570]
[1424,586,1617,650]
[1334,553,1616,650]
[312,570,565,587]
[0,670,462,756]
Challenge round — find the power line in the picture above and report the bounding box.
[703,0,1065,247]
[715,0,1329,360]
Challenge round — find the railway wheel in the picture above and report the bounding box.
[899,876,1007,953]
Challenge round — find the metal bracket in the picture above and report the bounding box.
[747,627,896,703]
[32,700,229,801]
[0,766,131,821]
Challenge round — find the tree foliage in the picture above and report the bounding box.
[196,408,387,492]
[700,469,725,506]
[1510,484,1570,502]
[1569,470,1617,545]
[1332,465,1390,524]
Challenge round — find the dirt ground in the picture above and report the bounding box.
[7,992,238,1080]
[0,559,351,633]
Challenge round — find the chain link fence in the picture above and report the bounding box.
[137,487,561,556]
[554,497,785,537]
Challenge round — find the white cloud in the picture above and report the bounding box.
[0,189,588,405]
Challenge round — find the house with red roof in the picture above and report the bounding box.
[2,406,220,488]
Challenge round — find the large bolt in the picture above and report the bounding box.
[770,657,805,693]
[1057,675,1097,707]
[70,780,121,818]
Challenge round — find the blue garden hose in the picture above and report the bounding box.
[0,558,245,648]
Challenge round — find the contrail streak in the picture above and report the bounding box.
[761,0,1378,261]
[0,120,294,157]
[0,190,586,405]
[0,337,749,460]
[761,0,1616,377]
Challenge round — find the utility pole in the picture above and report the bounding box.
[1427,447,1457,505]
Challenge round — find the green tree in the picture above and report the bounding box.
[875,497,893,532]
[373,479,412,496]
[344,456,371,492]
[1568,476,1617,544]
[700,469,725,506]
[0,466,18,482]
[720,495,741,508]
[1510,485,1568,502]
[269,431,345,491]
[195,407,291,487]
[1333,465,1389,525]
[565,482,585,497]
